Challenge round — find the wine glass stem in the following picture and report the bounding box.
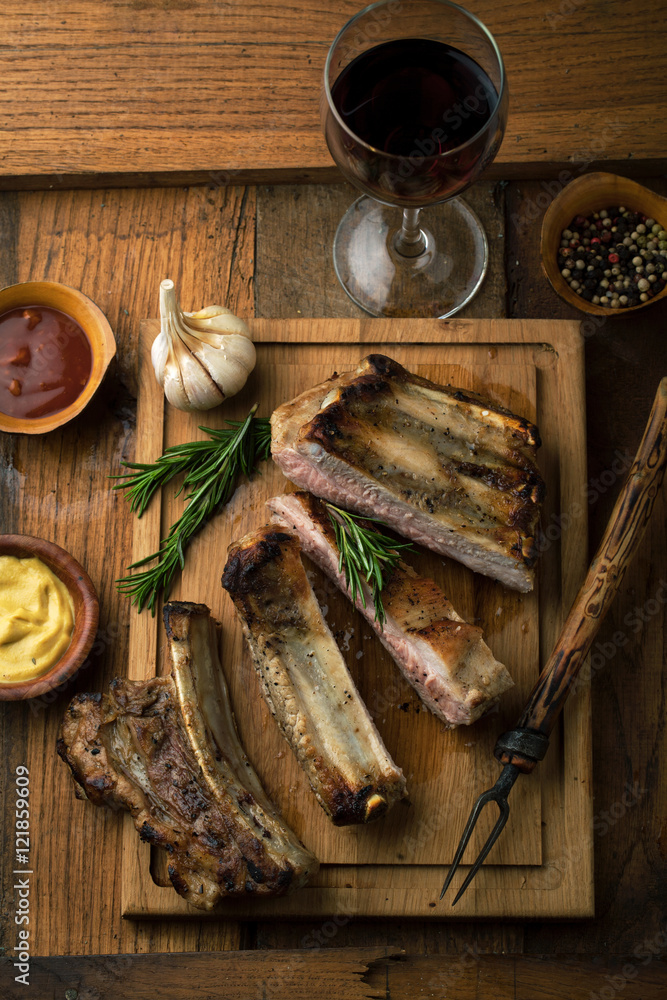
[394,207,426,258]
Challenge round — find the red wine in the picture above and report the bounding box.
[332,38,497,156]
[326,38,503,206]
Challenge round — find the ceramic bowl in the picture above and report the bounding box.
[540,172,667,316]
[0,535,99,701]
[0,280,116,434]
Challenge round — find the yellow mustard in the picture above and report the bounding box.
[0,556,75,683]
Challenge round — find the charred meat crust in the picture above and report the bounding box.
[161,600,210,640]
[222,525,407,826]
[271,354,545,590]
[360,355,542,447]
[58,602,318,910]
[221,530,294,596]
[304,392,544,534]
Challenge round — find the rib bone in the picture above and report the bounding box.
[222,526,407,825]
[57,601,318,909]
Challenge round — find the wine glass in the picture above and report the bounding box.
[322,0,508,318]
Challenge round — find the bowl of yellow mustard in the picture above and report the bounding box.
[0,536,99,701]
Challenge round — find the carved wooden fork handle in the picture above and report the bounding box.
[496,376,667,774]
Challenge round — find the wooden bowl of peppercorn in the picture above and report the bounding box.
[541,172,667,316]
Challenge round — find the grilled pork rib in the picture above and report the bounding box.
[57,602,317,910]
[221,526,407,825]
[268,492,514,727]
[271,355,545,592]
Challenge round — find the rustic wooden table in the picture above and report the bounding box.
[0,2,666,997]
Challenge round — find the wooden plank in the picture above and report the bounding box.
[4,951,667,999]
[506,179,667,955]
[371,954,667,999]
[121,317,590,920]
[0,184,255,958]
[0,947,395,1000]
[255,183,507,321]
[0,1,665,186]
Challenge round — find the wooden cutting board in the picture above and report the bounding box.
[122,317,592,919]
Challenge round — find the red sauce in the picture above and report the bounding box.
[0,306,93,419]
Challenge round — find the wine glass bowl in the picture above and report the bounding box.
[322,0,508,317]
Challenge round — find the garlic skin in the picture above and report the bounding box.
[151,279,256,412]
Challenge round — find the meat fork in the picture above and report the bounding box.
[441,377,667,905]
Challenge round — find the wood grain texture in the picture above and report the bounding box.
[0,1,665,186]
[504,378,667,763]
[507,178,667,954]
[3,951,667,999]
[255,183,507,321]
[367,953,667,999]
[0,947,396,1000]
[0,184,254,957]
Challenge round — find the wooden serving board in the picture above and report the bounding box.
[123,317,592,919]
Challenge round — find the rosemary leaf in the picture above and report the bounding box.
[325,503,413,628]
[115,404,271,615]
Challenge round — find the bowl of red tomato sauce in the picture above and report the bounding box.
[0,281,116,434]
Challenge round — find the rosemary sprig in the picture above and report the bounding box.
[114,404,271,615]
[326,503,413,628]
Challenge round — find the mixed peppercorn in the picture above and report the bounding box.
[558,207,667,308]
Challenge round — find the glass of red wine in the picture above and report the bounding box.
[322,0,507,317]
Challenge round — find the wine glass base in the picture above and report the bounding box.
[333,196,488,318]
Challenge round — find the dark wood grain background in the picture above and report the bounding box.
[0,178,665,969]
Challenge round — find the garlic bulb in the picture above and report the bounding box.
[151,279,256,411]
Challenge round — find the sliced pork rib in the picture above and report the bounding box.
[57,601,318,910]
[271,354,545,592]
[268,491,514,727]
[221,526,407,825]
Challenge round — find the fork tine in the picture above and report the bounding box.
[450,798,512,905]
[440,763,521,904]
[439,788,494,900]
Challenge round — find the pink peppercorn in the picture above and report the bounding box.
[591,237,600,244]
[608,253,620,263]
